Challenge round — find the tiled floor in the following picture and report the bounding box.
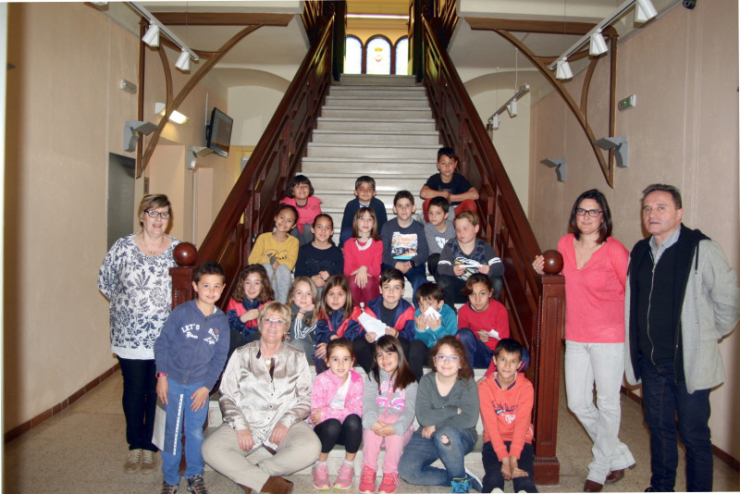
[4,369,738,493]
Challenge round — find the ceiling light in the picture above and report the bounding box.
[635,0,658,22]
[155,102,188,124]
[556,60,573,80]
[175,50,191,72]
[142,24,159,48]
[506,100,518,117]
[492,114,500,130]
[590,32,608,56]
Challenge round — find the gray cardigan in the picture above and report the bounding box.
[415,372,479,438]
[625,237,740,393]
[362,369,418,435]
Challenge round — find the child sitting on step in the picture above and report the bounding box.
[280,174,322,245]
[310,339,364,490]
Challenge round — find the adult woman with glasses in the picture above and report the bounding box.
[533,189,635,492]
[203,302,321,494]
[98,194,180,474]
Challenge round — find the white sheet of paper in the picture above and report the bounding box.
[422,306,441,330]
[358,312,387,338]
[457,261,481,268]
[478,329,500,340]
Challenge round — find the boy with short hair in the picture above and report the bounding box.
[437,210,505,307]
[380,191,429,308]
[354,268,428,381]
[423,196,455,278]
[420,147,479,221]
[155,261,231,494]
[478,339,537,493]
[413,281,457,349]
[340,176,388,246]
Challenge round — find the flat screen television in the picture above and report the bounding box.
[206,107,233,158]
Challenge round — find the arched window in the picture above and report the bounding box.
[395,37,409,76]
[366,36,392,75]
[345,35,363,75]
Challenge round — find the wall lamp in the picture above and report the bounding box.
[124,120,158,152]
[593,136,629,168]
[186,146,214,170]
[129,2,199,73]
[486,84,530,136]
[155,102,188,124]
[541,158,567,182]
[549,0,657,77]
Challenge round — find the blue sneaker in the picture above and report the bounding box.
[451,478,469,493]
[465,468,483,492]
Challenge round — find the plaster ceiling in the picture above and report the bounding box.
[112,0,682,101]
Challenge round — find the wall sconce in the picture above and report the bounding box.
[186,146,214,170]
[593,137,629,168]
[541,158,567,182]
[155,102,188,124]
[124,120,158,152]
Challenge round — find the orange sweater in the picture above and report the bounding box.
[478,372,534,460]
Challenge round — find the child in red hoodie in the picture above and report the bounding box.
[478,338,537,493]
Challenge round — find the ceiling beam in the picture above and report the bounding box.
[151,12,294,26]
[466,17,617,36]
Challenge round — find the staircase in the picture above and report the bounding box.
[302,74,441,240]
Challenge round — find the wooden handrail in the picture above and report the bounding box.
[421,16,565,484]
[170,16,335,307]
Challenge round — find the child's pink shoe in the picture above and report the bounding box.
[378,472,400,494]
[358,466,377,494]
[312,463,330,490]
[333,462,354,489]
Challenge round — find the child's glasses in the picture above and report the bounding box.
[434,355,459,363]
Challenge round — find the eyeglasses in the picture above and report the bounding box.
[434,355,459,363]
[145,209,171,219]
[576,208,603,217]
[262,317,286,326]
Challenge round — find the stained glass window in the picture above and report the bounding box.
[395,37,409,76]
[345,36,362,74]
[366,36,392,75]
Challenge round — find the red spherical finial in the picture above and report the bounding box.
[542,249,564,274]
[173,242,198,267]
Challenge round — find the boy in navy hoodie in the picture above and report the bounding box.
[353,268,427,381]
[155,261,230,494]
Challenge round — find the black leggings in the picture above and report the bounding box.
[313,414,362,454]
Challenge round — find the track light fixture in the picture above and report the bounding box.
[635,0,658,22]
[556,60,573,80]
[589,31,608,56]
[175,50,191,72]
[142,24,160,48]
[486,84,529,135]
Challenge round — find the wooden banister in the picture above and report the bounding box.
[171,15,335,306]
[421,16,565,484]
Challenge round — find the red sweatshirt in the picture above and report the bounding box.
[457,300,510,351]
[478,372,534,460]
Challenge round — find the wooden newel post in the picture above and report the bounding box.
[532,250,565,484]
[170,242,198,309]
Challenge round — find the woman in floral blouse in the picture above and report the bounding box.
[98,194,180,475]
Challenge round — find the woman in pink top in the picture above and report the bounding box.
[533,189,635,492]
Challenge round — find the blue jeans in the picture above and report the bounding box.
[161,380,209,486]
[639,360,712,492]
[457,328,494,369]
[382,263,427,308]
[399,425,476,486]
[482,441,537,493]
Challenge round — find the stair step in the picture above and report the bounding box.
[316,118,437,133]
[312,130,440,146]
[329,87,427,98]
[306,143,439,160]
[324,96,430,109]
[301,157,435,174]
[339,74,418,86]
[321,108,433,119]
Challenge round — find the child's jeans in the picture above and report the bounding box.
[398,425,476,486]
[362,413,413,474]
[457,328,495,369]
[261,263,292,304]
[161,380,209,486]
[482,441,538,493]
